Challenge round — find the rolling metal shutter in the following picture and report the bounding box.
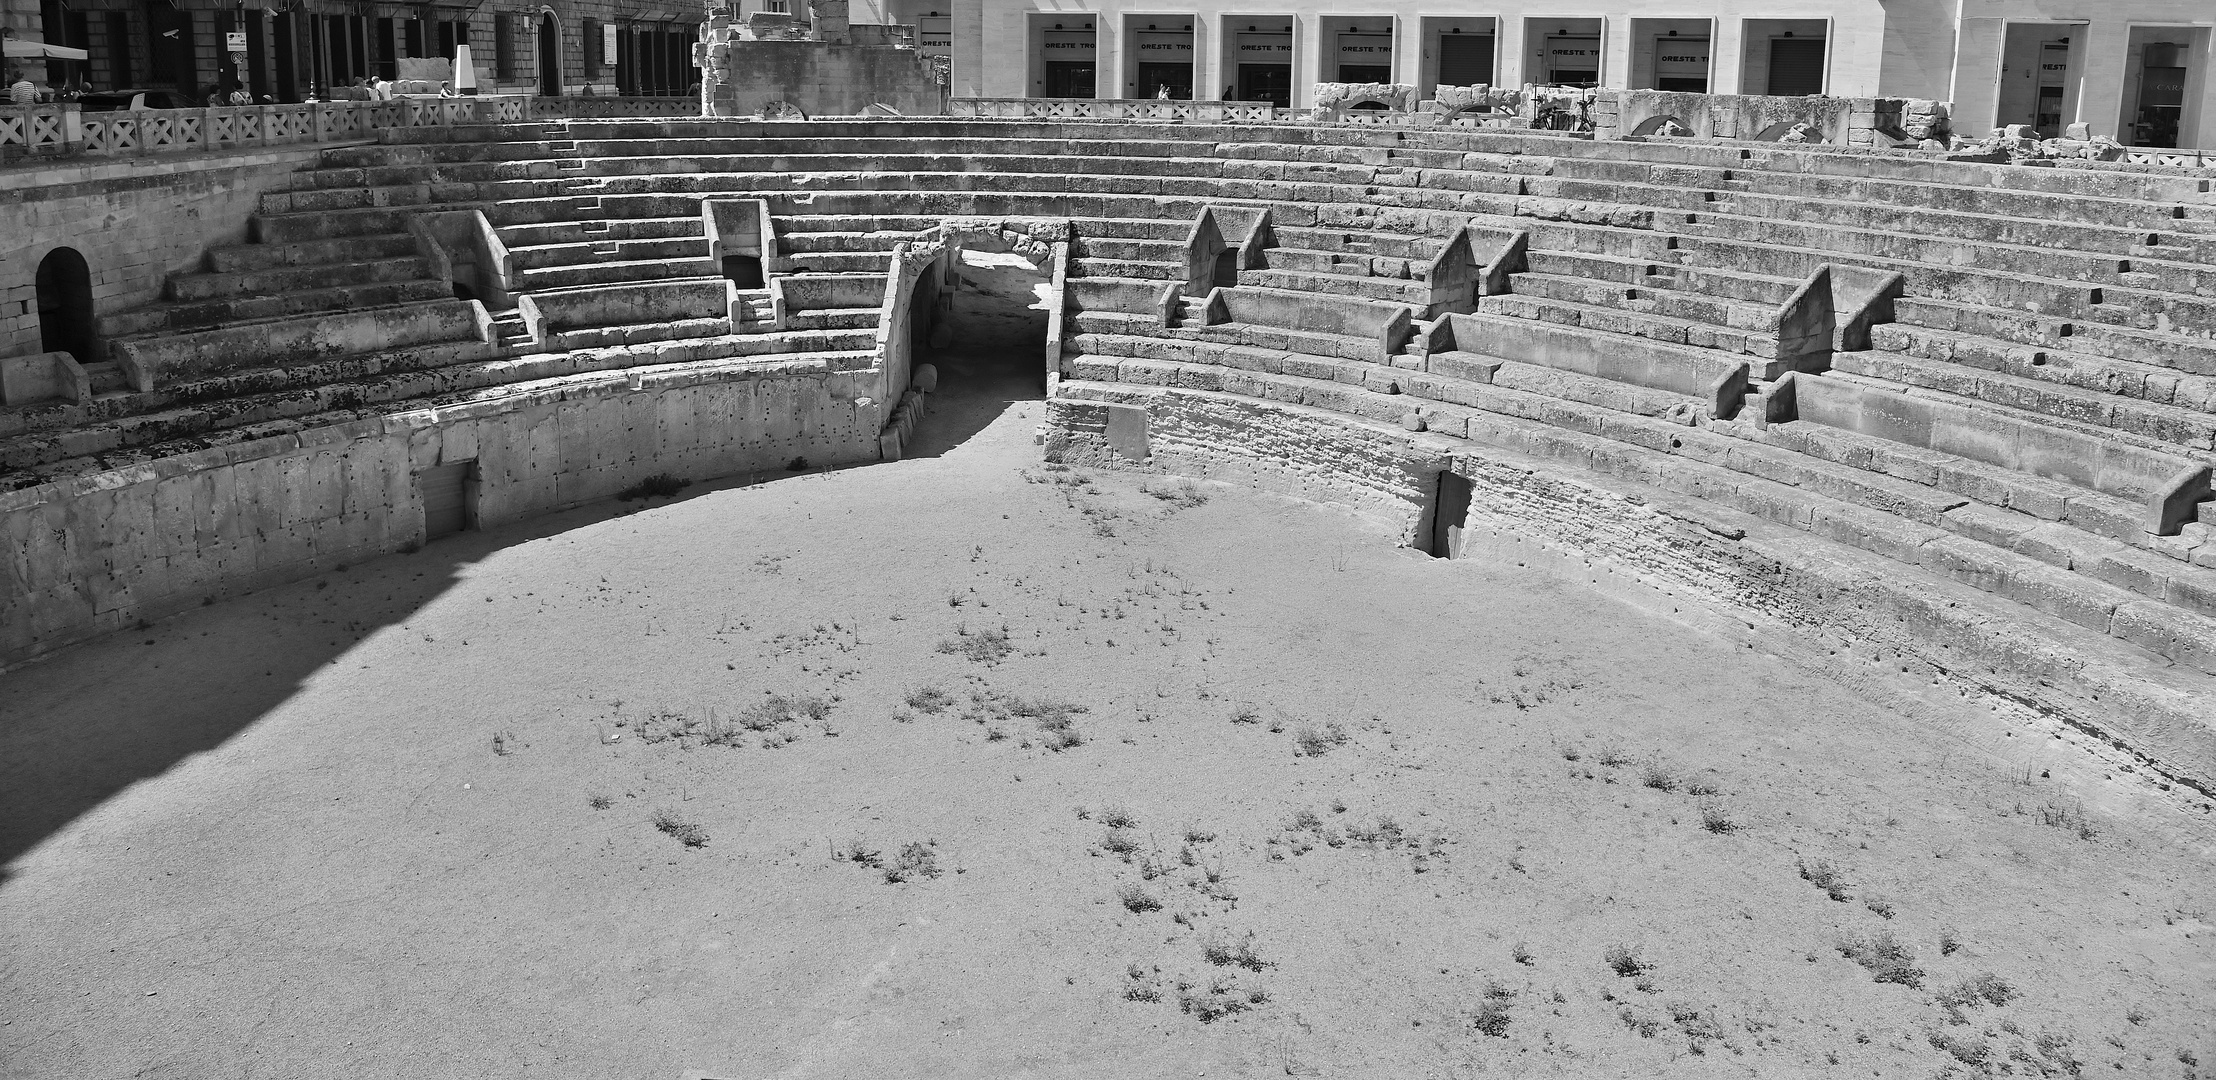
[1438,35,1493,87]
[1767,38,1825,96]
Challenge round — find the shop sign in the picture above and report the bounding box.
[1234,32,1290,58]
[1336,33,1389,63]
[917,15,950,54]
[1043,29,1096,61]
[1135,31,1193,60]
[1655,38,1708,78]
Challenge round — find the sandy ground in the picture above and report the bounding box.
[3,265,2214,1080]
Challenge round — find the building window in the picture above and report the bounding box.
[581,16,598,76]
[495,12,515,79]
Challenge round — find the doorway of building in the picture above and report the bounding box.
[537,11,561,96]
[1438,34,1494,87]
[2131,40,2190,147]
[1044,61,1094,97]
[1236,63,1289,106]
[35,248,98,367]
[1766,37,1825,96]
[1137,62,1191,99]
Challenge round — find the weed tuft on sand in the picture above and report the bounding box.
[1292,722,1352,757]
[882,841,942,883]
[1117,883,1162,913]
[935,625,1014,664]
[1604,944,1651,978]
[904,686,954,714]
[1836,932,1923,988]
[616,473,689,502]
[1798,858,1852,901]
[651,809,708,848]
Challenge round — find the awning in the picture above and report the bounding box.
[4,40,91,60]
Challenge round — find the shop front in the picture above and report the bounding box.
[1130,20,1193,99]
[1227,20,1292,105]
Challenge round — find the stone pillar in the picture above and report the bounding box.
[2071,19,2131,142]
[1710,17,1743,95]
[951,0,984,99]
[697,11,738,117]
[2187,30,2216,151]
[1293,13,1325,110]
[1495,16,1526,90]
[1392,15,1421,94]
[1601,17,1630,89]
[1947,16,2005,135]
[809,0,849,45]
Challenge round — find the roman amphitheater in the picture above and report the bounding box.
[5,76,2216,1080]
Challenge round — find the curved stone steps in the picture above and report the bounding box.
[1057,356,2216,667]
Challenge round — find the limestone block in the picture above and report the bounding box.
[0,351,87,406]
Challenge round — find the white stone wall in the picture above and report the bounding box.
[0,361,882,665]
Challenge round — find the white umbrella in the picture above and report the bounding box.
[453,43,477,94]
[4,40,90,60]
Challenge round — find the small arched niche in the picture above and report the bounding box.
[35,247,99,366]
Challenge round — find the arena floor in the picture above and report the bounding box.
[2,340,2211,1079]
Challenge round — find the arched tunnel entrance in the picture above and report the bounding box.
[36,247,98,366]
[895,229,1054,458]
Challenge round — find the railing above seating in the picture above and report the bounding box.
[1,94,702,163]
[951,98,1282,124]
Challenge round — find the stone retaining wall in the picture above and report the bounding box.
[0,361,880,666]
[0,145,326,362]
[1045,387,2216,793]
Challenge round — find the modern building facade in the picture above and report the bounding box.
[2,0,700,104]
[943,0,2216,148]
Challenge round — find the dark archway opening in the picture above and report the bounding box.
[724,254,766,289]
[36,247,98,366]
[1210,249,1240,289]
[537,12,561,97]
[906,268,941,364]
[897,237,1053,459]
[1430,470,1473,558]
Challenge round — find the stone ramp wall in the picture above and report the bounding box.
[0,362,880,667]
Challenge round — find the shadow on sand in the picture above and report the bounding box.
[0,265,1055,883]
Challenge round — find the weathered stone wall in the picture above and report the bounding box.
[1044,386,2216,794]
[697,37,943,117]
[0,362,880,665]
[1,146,323,362]
[1595,90,1905,147]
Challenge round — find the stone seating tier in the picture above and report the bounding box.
[251,158,2207,445]
[0,326,882,485]
[297,152,2215,341]
[1057,335,2216,638]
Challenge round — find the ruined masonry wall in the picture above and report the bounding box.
[700,39,943,117]
[1047,388,2216,793]
[0,145,330,362]
[0,365,881,666]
